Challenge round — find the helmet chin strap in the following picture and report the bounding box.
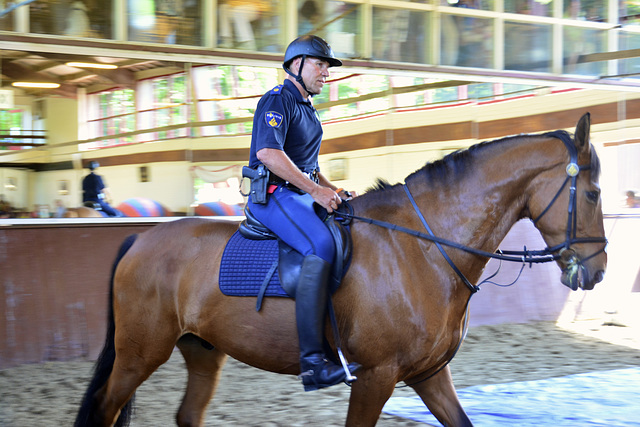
[284,55,315,97]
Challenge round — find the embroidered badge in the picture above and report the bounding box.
[265,111,284,128]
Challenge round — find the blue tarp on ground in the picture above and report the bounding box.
[382,367,640,426]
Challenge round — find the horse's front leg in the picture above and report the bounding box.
[409,365,472,427]
[345,366,398,427]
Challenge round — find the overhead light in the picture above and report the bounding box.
[12,82,60,88]
[66,62,118,70]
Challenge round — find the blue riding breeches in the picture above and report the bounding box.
[97,201,122,217]
[247,185,335,263]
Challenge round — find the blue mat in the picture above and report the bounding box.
[382,367,640,426]
[219,231,289,298]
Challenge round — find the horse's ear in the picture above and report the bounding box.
[575,112,591,151]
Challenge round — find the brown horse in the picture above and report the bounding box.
[75,113,607,427]
[63,206,105,218]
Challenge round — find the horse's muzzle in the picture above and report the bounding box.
[559,249,605,291]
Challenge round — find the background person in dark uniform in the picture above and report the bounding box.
[82,161,122,217]
[247,35,359,392]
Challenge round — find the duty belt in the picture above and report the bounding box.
[270,169,319,185]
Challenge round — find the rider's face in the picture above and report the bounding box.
[295,57,330,96]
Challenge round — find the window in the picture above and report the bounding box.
[563,0,607,22]
[151,74,188,140]
[194,65,278,136]
[449,0,495,12]
[372,7,429,64]
[129,0,202,45]
[0,109,29,150]
[323,1,361,59]
[504,21,552,72]
[314,74,391,121]
[132,73,188,142]
[563,26,607,76]
[504,0,552,17]
[218,0,282,51]
[449,12,494,68]
[30,0,112,38]
[84,89,135,149]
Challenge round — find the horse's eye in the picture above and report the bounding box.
[586,190,600,204]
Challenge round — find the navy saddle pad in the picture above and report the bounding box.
[219,230,290,298]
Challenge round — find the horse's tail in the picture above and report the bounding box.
[74,234,138,427]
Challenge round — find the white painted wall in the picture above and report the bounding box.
[0,168,30,211]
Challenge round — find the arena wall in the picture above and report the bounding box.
[0,220,159,369]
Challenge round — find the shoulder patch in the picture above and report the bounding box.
[270,85,283,95]
[265,111,284,128]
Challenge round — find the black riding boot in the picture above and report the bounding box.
[296,254,360,392]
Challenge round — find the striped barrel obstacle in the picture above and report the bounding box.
[193,202,244,216]
[116,198,172,217]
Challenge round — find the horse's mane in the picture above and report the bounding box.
[363,129,600,197]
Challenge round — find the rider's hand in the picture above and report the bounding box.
[311,185,342,213]
[336,188,357,200]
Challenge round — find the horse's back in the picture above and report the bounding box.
[121,217,239,270]
[63,207,103,218]
[137,216,239,242]
[114,217,238,305]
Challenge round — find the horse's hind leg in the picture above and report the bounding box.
[94,338,176,426]
[409,365,472,427]
[92,303,180,425]
[176,334,228,427]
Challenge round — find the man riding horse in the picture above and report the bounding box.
[245,35,360,391]
[82,161,123,217]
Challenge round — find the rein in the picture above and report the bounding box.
[338,200,557,294]
[337,131,607,293]
[339,199,559,265]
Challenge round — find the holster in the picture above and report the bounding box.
[243,165,270,204]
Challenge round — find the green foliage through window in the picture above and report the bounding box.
[83,65,547,148]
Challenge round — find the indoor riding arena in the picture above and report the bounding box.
[2,1,640,426]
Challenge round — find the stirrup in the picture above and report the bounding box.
[298,357,360,392]
[337,347,358,384]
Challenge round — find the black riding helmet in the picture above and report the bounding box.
[283,35,342,96]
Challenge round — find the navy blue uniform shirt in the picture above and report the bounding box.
[249,79,322,174]
[82,172,105,202]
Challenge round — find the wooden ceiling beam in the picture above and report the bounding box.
[0,60,78,97]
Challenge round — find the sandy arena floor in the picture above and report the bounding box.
[1,318,638,426]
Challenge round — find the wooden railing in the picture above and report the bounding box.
[0,130,46,147]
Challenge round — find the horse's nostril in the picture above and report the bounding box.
[594,270,605,283]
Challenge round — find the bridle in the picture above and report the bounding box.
[337,131,608,294]
[529,131,608,280]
